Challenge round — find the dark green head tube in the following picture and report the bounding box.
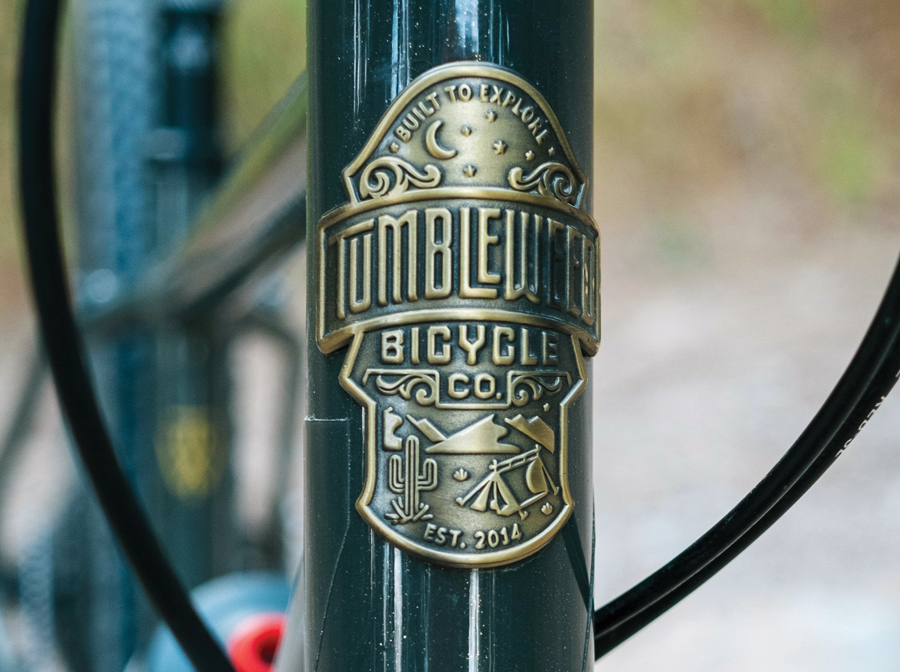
[292,1,596,670]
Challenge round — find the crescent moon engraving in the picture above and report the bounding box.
[425,120,458,160]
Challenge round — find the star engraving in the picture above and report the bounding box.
[389,141,400,153]
[485,110,497,122]
[492,140,507,155]
[525,150,535,161]
[463,164,477,178]
[461,125,473,137]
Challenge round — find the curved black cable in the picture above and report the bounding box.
[595,328,900,654]
[17,0,235,671]
[594,255,900,657]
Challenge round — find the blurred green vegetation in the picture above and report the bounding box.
[739,0,816,38]
[0,1,21,260]
[594,0,898,207]
[220,0,306,153]
[0,0,898,314]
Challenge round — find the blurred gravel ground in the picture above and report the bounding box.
[594,216,900,671]
[591,1,900,668]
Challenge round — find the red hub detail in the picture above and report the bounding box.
[227,613,286,672]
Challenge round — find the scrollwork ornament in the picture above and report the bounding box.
[366,370,440,406]
[508,161,577,205]
[359,156,442,200]
[509,373,566,407]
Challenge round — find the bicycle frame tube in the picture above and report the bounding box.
[72,1,231,665]
[286,1,596,670]
[79,75,308,335]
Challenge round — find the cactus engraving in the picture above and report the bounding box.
[385,436,438,525]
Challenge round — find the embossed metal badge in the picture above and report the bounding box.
[316,63,600,567]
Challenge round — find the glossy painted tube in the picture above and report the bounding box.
[79,75,308,334]
[290,1,596,670]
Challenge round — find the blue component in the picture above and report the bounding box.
[142,572,291,672]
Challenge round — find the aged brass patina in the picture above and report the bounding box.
[316,62,600,568]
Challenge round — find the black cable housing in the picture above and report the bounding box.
[594,256,900,656]
[17,0,235,670]
[595,324,900,654]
